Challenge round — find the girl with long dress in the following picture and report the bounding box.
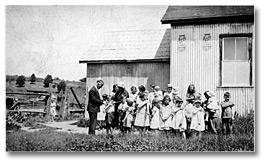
[159,95,172,138]
[150,99,161,135]
[134,92,150,135]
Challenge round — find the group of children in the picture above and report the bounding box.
[97,83,235,138]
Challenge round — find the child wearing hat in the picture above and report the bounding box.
[190,99,205,138]
[170,96,187,139]
[220,92,235,135]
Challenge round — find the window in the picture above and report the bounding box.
[220,34,252,86]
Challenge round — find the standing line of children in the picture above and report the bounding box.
[99,83,235,138]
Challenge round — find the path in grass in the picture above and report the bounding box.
[39,120,121,135]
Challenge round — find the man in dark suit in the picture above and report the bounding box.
[87,79,105,135]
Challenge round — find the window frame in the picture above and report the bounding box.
[219,33,253,87]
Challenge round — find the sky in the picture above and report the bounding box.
[5,5,169,81]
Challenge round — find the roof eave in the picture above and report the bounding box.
[79,58,170,64]
[161,15,254,25]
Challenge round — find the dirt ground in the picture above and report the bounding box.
[24,120,121,135]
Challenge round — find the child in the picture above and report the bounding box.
[153,85,163,101]
[118,97,129,132]
[134,92,150,135]
[97,94,108,130]
[122,98,135,133]
[150,99,161,135]
[129,86,138,102]
[190,99,205,138]
[159,95,172,138]
[104,95,115,135]
[148,84,156,109]
[172,86,179,103]
[164,84,173,100]
[220,92,235,135]
[170,96,187,139]
[203,91,220,134]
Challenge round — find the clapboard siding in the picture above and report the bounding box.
[86,62,170,96]
[170,22,254,115]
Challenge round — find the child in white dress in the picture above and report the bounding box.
[190,100,205,138]
[170,96,187,139]
[150,99,161,135]
[159,95,172,138]
[134,93,150,135]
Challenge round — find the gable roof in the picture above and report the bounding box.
[80,29,170,63]
[161,6,254,24]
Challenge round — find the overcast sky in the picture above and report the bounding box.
[5,5,169,81]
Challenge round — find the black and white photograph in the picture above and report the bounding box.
[5,5,255,152]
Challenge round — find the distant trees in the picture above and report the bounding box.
[30,73,36,84]
[43,75,53,87]
[57,80,66,92]
[16,75,26,87]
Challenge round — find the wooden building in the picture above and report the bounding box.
[79,29,171,117]
[80,6,255,117]
[161,6,255,115]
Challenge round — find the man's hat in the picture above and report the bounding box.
[167,84,173,88]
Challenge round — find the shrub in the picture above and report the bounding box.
[30,73,36,84]
[57,80,66,92]
[16,75,26,87]
[43,75,53,87]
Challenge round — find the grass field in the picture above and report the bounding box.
[6,112,254,152]
[5,80,254,152]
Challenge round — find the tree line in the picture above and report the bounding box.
[6,74,66,92]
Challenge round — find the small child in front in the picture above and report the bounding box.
[190,99,205,138]
[220,92,235,135]
[104,95,115,135]
[171,96,187,139]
